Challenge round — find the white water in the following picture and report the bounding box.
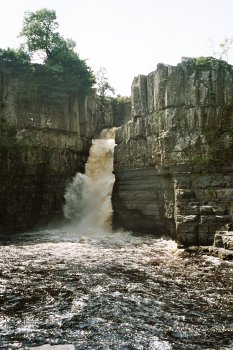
[63,128,116,234]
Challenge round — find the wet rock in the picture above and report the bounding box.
[214,230,233,250]
[169,331,189,340]
[185,246,200,252]
[200,205,214,215]
[206,231,233,259]
[218,248,233,260]
[214,231,225,248]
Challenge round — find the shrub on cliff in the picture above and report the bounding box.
[0,48,31,76]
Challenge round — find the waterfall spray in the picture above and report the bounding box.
[63,128,116,233]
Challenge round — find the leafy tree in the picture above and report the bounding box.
[19,8,60,60]
[44,35,95,96]
[18,8,95,98]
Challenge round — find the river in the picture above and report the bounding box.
[0,130,233,349]
[0,230,233,349]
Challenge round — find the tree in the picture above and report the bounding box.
[19,8,60,60]
[43,36,95,96]
[18,8,95,98]
[96,67,115,98]
[95,67,115,116]
[207,37,233,62]
[95,67,116,132]
[218,37,233,61]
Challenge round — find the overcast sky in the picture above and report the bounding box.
[0,0,232,95]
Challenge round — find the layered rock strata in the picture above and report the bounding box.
[113,57,233,246]
[0,71,96,235]
[96,99,131,134]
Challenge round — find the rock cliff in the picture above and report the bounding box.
[95,98,131,134]
[113,57,233,246]
[0,71,97,235]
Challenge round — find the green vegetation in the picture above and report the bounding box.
[115,95,131,104]
[95,67,130,121]
[195,55,231,72]
[195,56,213,69]
[217,37,233,61]
[0,48,30,75]
[191,155,214,166]
[96,67,115,98]
[95,67,115,114]
[0,8,95,104]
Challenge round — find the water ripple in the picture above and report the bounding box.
[0,230,233,349]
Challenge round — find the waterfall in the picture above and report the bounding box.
[63,128,116,233]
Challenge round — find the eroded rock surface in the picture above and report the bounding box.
[113,57,233,246]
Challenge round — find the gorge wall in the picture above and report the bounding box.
[0,70,98,234]
[113,57,233,246]
[0,70,131,235]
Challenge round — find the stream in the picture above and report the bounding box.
[0,229,233,350]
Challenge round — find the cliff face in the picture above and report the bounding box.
[113,57,233,246]
[96,99,131,134]
[0,71,97,235]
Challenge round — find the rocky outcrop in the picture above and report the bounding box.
[96,98,131,134]
[214,230,233,250]
[213,229,233,259]
[113,57,233,246]
[194,230,233,260]
[0,71,96,235]
[0,71,97,136]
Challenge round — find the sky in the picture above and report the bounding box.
[0,0,232,96]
